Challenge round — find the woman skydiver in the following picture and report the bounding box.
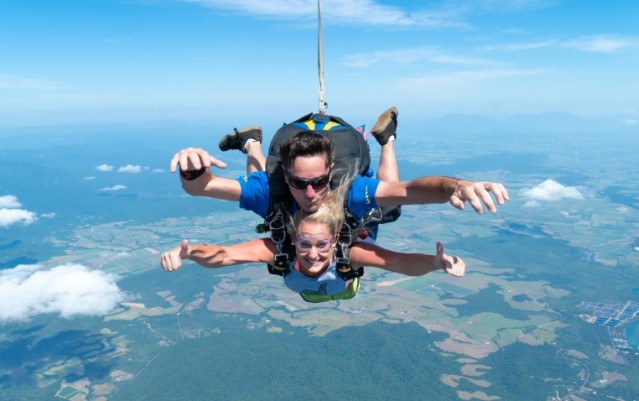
[160,180,465,303]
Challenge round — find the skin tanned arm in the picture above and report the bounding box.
[374,176,509,214]
[179,169,242,201]
[160,239,277,272]
[349,241,465,277]
[169,147,242,201]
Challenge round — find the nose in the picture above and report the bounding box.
[308,246,319,259]
[304,184,316,198]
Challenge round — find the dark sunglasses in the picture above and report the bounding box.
[285,171,331,190]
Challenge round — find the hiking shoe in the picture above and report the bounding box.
[371,106,398,146]
[218,125,262,153]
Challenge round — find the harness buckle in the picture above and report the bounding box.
[271,229,286,244]
[339,231,352,246]
[268,259,290,276]
[362,207,383,227]
[274,253,289,268]
[336,258,363,280]
[269,209,287,244]
[336,257,351,273]
[339,223,352,246]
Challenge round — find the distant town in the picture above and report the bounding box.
[578,300,639,363]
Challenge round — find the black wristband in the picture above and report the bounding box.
[180,167,206,181]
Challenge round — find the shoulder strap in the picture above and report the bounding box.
[265,204,294,276]
[335,202,364,280]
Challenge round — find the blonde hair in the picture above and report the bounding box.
[287,174,353,239]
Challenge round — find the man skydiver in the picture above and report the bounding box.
[169,110,509,220]
[216,106,403,238]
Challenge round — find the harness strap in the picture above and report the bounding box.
[266,203,292,276]
[335,202,365,280]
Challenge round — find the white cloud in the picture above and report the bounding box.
[0,195,21,208]
[40,213,56,219]
[181,0,466,28]
[478,40,558,52]
[111,252,132,260]
[477,35,639,55]
[118,164,143,174]
[0,208,37,227]
[520,179,583,207]
[0,74,60,90]
[0,264,124,322]
[344,46,498,68]
[96,164,114,172]
[100,185,127,192]
[623,119,638,126]
[564,35,638,54]
[0,195,37,227]
[84,176,97,180]
[397,68,551,94]
[152,168,165,173]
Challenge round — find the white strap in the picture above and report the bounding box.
[317,0,327,114]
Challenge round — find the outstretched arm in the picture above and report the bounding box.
[374,176,509,214]
[160,239,276,272]
[349,241,465,277]
[169,147,242,201]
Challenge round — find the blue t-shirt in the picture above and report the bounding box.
[237,171,380,219]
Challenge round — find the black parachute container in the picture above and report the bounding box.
[265,112,371,207]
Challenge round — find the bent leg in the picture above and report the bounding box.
[371,107,402,227]
[218,125,265,173]
[245,141,266,173]
[377,140,399,182]
[371,106,399,182]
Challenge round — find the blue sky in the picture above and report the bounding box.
[1,0,638,127]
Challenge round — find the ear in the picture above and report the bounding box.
[333,233,340,243]
[282,167,290,184]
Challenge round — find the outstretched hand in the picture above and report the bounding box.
[160,240,190,272]
[449,180,509,214]
[170,147,227,173]
[435,242,465,277]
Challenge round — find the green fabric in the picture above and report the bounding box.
[299,277,360,303]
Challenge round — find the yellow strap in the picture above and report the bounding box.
[301,119,340,131]
[324,121,340,130]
